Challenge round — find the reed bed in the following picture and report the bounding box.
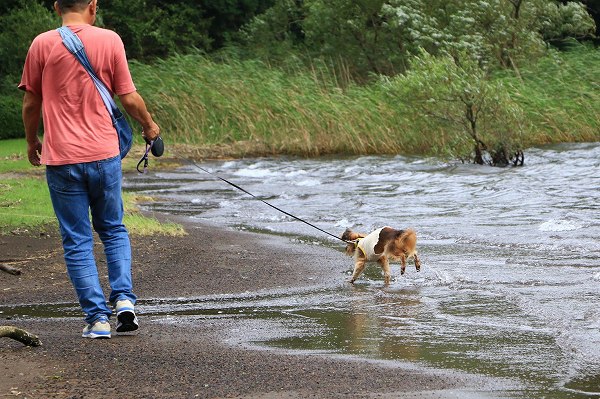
[130,46,600,158]
[503,44,600,145]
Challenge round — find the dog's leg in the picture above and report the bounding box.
[350,258,366,284]
[400,254,407,275]
[414,252,421,272]
[378,257,391,285]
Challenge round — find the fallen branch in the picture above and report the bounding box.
[0,264,22,275]
[0,326,42,347]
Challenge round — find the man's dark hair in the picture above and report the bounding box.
[57,0,90,12]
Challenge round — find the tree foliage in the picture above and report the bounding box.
[386,51,526,165]
[241,0,596,79]
[0,0,58,81]
[98,0,212,60]
[0,0,58,139]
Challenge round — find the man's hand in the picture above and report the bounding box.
[27,138,42,166]
[142,121,160,143]
[22,91,43,166]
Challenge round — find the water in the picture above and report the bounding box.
[122,143,600,397]
[4,143,600,397]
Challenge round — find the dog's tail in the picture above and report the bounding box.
[398,229,418,258]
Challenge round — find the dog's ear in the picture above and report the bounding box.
[341,228,353,242]
[345,242,357,256]
[403,229,417,246]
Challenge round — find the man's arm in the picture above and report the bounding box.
[22,91,43,166]
[118,91,160,142]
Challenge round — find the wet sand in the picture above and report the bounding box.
[1,215,471,398]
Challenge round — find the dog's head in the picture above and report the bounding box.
[341,228,364,256]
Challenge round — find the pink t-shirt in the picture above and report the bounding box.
[19,24,136,165]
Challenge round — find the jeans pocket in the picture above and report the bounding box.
[98,155,122,189]
[46,164,72,192]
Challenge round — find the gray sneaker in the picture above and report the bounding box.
[115,299,139,333]
[82,318,111,339]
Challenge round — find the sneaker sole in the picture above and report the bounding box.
[116,310,139,333]
[82,332,112,339]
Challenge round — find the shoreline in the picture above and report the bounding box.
[0,215,472,398]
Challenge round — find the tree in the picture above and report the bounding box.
[538,1,597,41]
[0,0,57,139]
[99,0,212,60]
[0,0,57,80]
[241,0,596,81]
[387,51,525,166]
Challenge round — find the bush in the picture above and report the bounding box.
[386,50,526,165]
[0,0,58,79]
[99,0,212,60]
[0,91,24,140]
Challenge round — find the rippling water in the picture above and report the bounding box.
[126,143,600,398]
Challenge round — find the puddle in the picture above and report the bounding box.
[1,281,596,398]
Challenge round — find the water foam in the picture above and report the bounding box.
[539,219,584,232]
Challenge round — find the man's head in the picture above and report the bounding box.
[54,0,97,23]
[56,0,92,12]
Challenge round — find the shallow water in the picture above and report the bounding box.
[125,143,600,398]
[4,143,600,397]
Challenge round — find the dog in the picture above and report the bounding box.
[341,227,421,285]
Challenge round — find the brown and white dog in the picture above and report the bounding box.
[342,227,421,285]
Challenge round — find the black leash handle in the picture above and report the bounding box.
[188,160,353,244]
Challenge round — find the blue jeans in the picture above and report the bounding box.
[46,155,136,324]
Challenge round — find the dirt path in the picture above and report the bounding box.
[1,217,468,398]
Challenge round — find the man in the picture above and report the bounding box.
[19,0,160,339]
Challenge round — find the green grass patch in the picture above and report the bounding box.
[123,213,186,236]
[0,177,186,235]
[0,177,55,230]
[0,140,185,236]
[0,138,34,173]
[122,192,186,236]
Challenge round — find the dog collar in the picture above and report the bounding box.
[356,237,366,257]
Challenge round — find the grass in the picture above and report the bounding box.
[0,177,55,231]
[1,44,598,232]
[501,43,600,145]
[0,138,185,236]
[131,56,417,156]
[0,138,34,173]
[130,45,600,158]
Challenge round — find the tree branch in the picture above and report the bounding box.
[0,264,21,275]
[0,326,42,347]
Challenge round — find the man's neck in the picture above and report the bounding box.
[61,13,91,26]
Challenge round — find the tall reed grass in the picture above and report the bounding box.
[502,43,600,145]
[130,45,600,158]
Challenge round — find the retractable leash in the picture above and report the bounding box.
[136,140,154,174]
[137,136,165,173]
[187,160,354,245]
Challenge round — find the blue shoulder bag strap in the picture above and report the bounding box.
[57,26,119,120]
[57,26,133,159]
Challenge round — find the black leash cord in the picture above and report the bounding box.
[188,160,352,244]
[136,140,154,174]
